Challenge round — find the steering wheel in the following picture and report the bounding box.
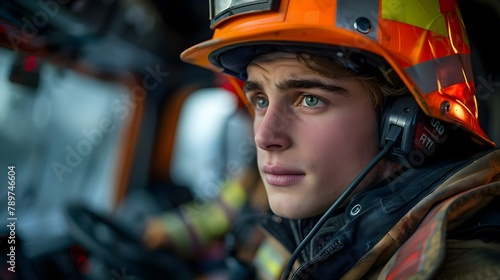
[64,203,194,279]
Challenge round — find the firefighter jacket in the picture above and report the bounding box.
[251,148,500,280]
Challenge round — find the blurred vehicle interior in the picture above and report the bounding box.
[0,0,498,279]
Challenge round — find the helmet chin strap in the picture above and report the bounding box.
[281,125,403,280]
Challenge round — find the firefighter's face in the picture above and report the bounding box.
[245,52,395,218]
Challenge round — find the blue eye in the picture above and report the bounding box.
[302,95,320,107]
[256,97,269,108]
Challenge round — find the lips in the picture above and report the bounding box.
[262,165,305,186]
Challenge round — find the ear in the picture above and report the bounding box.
[379,94,449,168]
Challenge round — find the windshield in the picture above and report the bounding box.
[0,46,130,258]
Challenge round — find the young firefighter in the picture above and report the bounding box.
[180,1,500,279]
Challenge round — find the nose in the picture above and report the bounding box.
[254,106,292,151]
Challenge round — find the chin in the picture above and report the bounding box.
[268,193,324,219]
[270,204,315,219]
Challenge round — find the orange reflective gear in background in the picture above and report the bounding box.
[181,0,495,148]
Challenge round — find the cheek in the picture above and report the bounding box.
[303,114,379,165]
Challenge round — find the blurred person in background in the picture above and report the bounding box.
[141,75,269,276]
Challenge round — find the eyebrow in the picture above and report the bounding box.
[278,79,348,94]
[243,79,349,95]
[243,80,262,93]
